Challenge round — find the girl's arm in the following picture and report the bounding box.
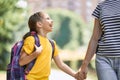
[78,18,102,78]
[53,55,77,78]
[19,45,42,66]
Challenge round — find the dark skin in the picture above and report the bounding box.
[78,18,102,80]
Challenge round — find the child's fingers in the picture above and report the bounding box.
[34,45,42,49]
[39,46,43,49]
[34,45,37,49]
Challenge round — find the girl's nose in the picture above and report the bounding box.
[51,19,53,23]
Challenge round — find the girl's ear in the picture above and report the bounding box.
[36,22,42,28]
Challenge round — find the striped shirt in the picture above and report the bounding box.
[92,0,120,56]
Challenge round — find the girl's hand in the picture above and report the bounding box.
[34,45,43,55]
[78,67,88,80]
[74,71,85,80]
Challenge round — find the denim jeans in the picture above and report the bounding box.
[95,54,120,80]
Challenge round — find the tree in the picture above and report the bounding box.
[0,0,27,70]
[46,9,86,50]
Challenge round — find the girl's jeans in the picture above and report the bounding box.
[95,54,120,80]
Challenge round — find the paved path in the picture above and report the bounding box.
[49,69,75,80]
[0,69,75,80]
[0,69,93,80]
[50,69,94,80]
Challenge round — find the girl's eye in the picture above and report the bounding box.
[47,18,50,20]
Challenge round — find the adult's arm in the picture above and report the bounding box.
[79,18,102,78]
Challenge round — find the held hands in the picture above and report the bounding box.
[74,67,88,80]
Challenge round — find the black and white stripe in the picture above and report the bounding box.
[92,0,120,56]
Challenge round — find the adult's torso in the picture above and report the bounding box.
[94,0,120,56]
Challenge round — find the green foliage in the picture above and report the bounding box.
[84,21,94,43]
[0,0,17,16]
[0,0,27,70]
[46,9,86,50]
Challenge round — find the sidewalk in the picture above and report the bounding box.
[50,69,94,80]
[0,69,75,80]
[49,69,75,80]
[0,69,94,80]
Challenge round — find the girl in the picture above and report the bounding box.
[19,11,78,80]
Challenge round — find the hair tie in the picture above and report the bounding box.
[30,31,36,35]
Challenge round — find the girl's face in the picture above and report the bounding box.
[40,13,53,33]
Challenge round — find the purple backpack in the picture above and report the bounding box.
[7,32,55,80]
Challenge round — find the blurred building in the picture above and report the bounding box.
[27,0,102,22]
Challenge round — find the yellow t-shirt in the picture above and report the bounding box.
[22,35,59,80]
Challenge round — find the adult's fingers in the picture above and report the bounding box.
[78,72,87,80]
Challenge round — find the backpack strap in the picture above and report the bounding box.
[49,39,55,59]
[25,33,40,74]
[25,35,55,74]
[31,31,40,47]
[10,41,23,64]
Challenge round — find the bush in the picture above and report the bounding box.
[46,8,86,50]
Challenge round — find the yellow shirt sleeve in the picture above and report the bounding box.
[53,41,59,57]
[22,36,35,55]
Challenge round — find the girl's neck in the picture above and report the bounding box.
[37,31,47,38]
